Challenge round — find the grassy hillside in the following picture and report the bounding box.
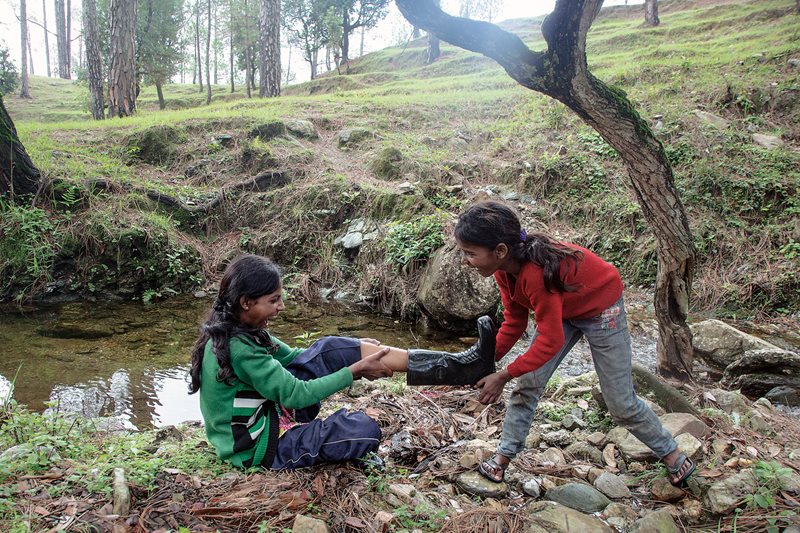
[1,0,798,320]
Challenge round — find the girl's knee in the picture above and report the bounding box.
[348,411,382,441]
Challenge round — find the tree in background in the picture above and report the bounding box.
[329,0,390,67]
[205,0,212,103]
[283,0,332,80]
[137,0,184,110]
[107,0,137,117]
[258,0,280,97]
[20,0,31,98]
[457,0,502,21]
[0,94,41,202]
[231,0,259,96]
[55,0,71,78]
[83,0,105,118]
[645,0,659,26]
[397,0,696,382]
[426,0,440,64]
[42,0,52,77]
[0,46,20,96]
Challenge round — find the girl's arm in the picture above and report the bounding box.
[268,334,304,365]
[231,338,352,409]
[505,283,565,378]
[494,273,530,360]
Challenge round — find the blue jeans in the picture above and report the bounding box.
[497,296,677,460]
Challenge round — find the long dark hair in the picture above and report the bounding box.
[454,200,584,293]
[188,255,282,394]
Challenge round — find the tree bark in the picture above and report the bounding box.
[196,3,204,92]
[66,0,72,72]
[156,80,165,109]
[55,0,70,78]
[396,0,696,381]
[43,0,51,77]
[644,0,659,26]
[83,0,104,119]
[27,25,35,76]
[20,0,31,98]
[341,9,350,66]
[258,0,280,97]
[205,0,212,104]
[229,0,234,92]
[107,0,137,117]
[0,95,42,201]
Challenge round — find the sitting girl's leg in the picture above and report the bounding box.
[270,408,381,470]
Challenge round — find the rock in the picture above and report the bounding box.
[388,483,430,508]
[692,110,730,129]
[587,432,607,447]
[152,425,184,445]
[588,467,606,484]
[113,468,131,516]
[631,364,699,415]
[416,242,500,327]
[691,319,777,370]
[193,290,207,298]
[564,441,604,464]
[459,451,479,469]
[561,414,587,430]
[602,502,638,531]
[538,447,566,466]
[632,508,679,533]
[571,464,592,480]
[455,471,508,499]
[334,218,379,252]
[544,482,612,513]
[249,120,287,141]
[594,472,631,499]
[285,119,318,139]
[445,184,463,193]
[369,147,404,179]
[674,433,702,460]
[789,58,800,68]
[765,386,800,406]
[292,514,328,533]
[374,511,394,531]
[526,501,615,533]
[542,429,572,447]
[659,412,709,439]
[745,411,772,435]
[525,430,541,449]
[397,181,415,194]
[705,469,759,514]
[214,134,234,147]
[722,348,800,397]
[706,388,750,414]
[337,128,375,148]
[606,427,652,461]
[752,133,784,150]
[651,477,686,502]
[522,478,542,498]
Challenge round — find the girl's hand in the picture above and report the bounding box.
[476,370,513,404]
[361,338,381,346]
[350,347,393,381]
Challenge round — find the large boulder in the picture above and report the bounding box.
[690,319,776,370]
[416,242,500,328]
[722,348,800,397]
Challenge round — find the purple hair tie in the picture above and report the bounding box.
[520,229,527,242]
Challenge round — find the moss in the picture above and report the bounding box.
[369,147,405,180]
[248,120,287,141]
[126,125,187,166]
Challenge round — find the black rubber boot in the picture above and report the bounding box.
[407,316,496,386]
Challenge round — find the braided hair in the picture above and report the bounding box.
[188,255,282,394]
[454,200,584,293]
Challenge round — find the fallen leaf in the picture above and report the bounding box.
[603,444,617,469]
[746,446,759,458]
[576,399,589,410]
[33,506,49,516]
[365,407,383,418]
[345,516,366,529]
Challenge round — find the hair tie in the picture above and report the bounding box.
[520,229,527,242]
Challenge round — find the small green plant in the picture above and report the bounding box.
[744,460,794,512]
[293,331,321,348]
[393,505,448,531]
[384,212,447,269]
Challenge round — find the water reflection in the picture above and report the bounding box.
[0,297,464,430]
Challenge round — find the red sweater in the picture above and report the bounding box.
[495,244,623,378]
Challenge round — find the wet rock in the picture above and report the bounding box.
[651,477,686,502]
[249,120,287,141]
[337,128,375,148]
[523,478,542,498]
[526,501,615,533]
[564,441,603,464]
[538,447,566,466]
[594,472,631,499]
[544,482,611,513]
[752,133,784,150]
[416,242,500,328]
[285,119,318,139]
[542,429,572,447]
[692,110,730,129]
[292,514,328,533]
[705,469,759,514]
[455,471,508,498]
[37,325,113,339]
[631,508,679,533]
[691,319,776,370]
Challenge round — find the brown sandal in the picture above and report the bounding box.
[478,455,509,483]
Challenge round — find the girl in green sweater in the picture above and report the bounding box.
[189,254,496,470]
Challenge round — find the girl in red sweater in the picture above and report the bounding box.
[454,201,694,487]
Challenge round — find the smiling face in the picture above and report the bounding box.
[456,238,508,277]
[238,284,285,329]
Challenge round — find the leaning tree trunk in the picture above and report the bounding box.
[0,95,42,201]
[396,0,696,381]
[644,0,659,26]
[83,0,104,119]
[20,0,31,98]
[258,0,280,97]
[107,0,137,117]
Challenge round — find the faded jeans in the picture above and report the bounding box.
[497,296,677,460]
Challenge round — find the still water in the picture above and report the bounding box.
[0,296,465,430]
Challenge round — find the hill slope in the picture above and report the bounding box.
[2,0,799,321]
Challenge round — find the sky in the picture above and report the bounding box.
[0,0,642,85]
